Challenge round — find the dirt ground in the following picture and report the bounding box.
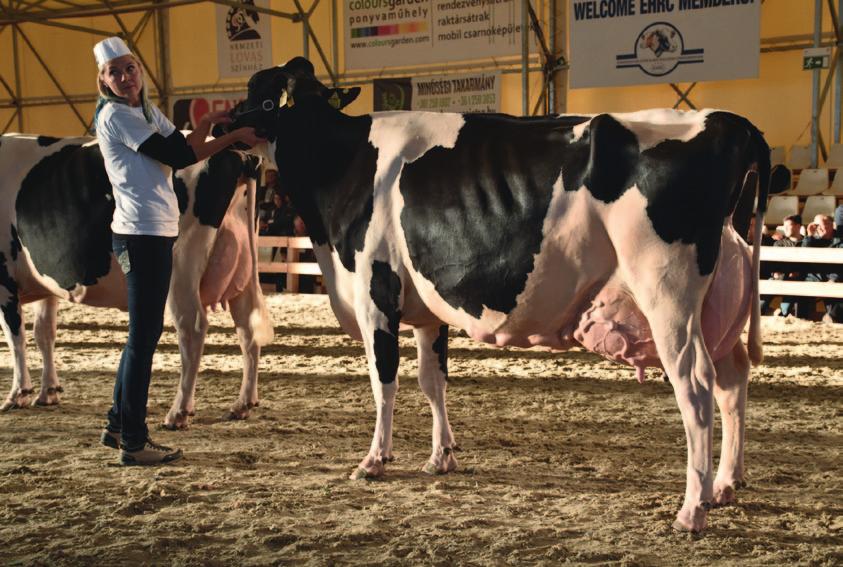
[0,294,841,566]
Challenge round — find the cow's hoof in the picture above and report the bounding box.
[1,389,34,412]
[32,386,63,407]
[672,505,708,534]
[713,478,746,507]
[712,485,736,507]
[422,447,458,475]
[350,456,386,480]
[226,400,258,421]
[163,409,191,430]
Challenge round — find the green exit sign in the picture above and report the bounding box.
[803,47,831,70]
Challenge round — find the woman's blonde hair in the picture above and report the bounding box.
[94,54,153,126]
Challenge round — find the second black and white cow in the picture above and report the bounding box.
[0,133,273,426]
[224,57,781,533]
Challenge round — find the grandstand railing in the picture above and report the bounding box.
[759,246,843,298]
[257,236,843,299]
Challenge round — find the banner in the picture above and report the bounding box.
[217,0,273,79]
[171,94,245,131]
[345,0,529,71]
[569,0,760,88]
[373,72,501,112]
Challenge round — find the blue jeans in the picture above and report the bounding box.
[107,234,175,450]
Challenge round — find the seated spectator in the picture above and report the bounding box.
[771,214,803,317]
[257,168,280,205]
[755,215,781,315]
[262,191,296,237]
[292,215,318,293]
[800,212,842,323]
[748,216,775,247]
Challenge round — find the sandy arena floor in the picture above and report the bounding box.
[0,294,841,566]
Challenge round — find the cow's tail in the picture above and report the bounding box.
[244,158,274,347]
[745,123,770,366]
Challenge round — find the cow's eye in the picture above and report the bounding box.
[262,99,275,111]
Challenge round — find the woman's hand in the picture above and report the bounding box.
[235,127,266,148]
[202,110,233,126]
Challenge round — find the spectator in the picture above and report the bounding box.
[292,216,318,293]
[754,215,780,315]
[261,191,296,238]
[257,168,279,205]
[748,216,775,247]
[771,214,803,317]
[800,213,842,323]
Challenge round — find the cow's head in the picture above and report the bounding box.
[219,57,360,150]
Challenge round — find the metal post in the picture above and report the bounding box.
[552,0,567,113]
[812,0,822,167]
[12,24,22,130]
[836,0,843,143]
[521,0,529,115]
[331,0,338,86]
[302,12,309,60]
[548,0,555,112]
[156,5,171,117]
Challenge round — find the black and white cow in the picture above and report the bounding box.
[223,57,782,533]
[0,133,273,426]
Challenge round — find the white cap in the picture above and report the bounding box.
[93,36,132,68]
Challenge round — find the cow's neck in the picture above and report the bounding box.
[275,98,375,264]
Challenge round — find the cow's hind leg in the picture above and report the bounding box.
[31,297,62,406]
[614,234,717,533]
[648,300,716,533]
[164,294,207,429]
[351,262,402,480]
[0,283,33,411]
[227,288,263,420]
[413,324,457,474]
[712,341,750,507]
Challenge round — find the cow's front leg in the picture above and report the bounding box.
[1,290,33,411]
[413,324,457,474]
[351,262,402,480]
[226,288,265,420]
[31,297,62,406]
[164,295,208,429]
[712,341,750,507]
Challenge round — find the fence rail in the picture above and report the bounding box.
[256,236,321,293]
[759,246,843,298]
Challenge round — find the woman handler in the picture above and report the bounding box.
[94,36,263,465]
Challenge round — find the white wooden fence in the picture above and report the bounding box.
[759,246,843,298]
[256,236,321,293]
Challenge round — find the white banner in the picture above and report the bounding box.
[569,0,760,88]
[345,0,529,71]
[217,0,273,79]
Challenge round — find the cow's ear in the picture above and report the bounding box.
[325,87,361,110]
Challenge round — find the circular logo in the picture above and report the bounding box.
[635,22,683,77]
[226,0,261,41]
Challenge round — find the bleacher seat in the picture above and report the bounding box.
[824,168,843,196]
[764,195,799,226]
[787,145,813,170]
[769,146,786,166]
[790,168,829,196]
[801,195,837,221]
[826,143,843,168]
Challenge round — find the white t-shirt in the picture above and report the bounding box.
[96,102,179,237]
